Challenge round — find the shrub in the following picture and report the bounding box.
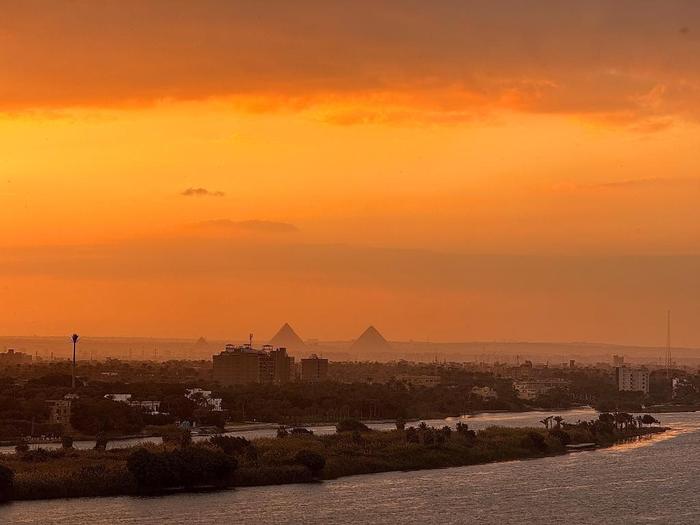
[61,435,74,449]
[336,419,370,433]
[210,435,251,455]
[14,442,29,454]
[172,447,236,488]
[127,449,180,491]
[0,464,14,502]
[549,429,571,446]
[160,426,191,448]
[294,450,326,476]
[521,431,548,452]
[126,446,236,492]
[289,427,314,436]
[95,434,109,451]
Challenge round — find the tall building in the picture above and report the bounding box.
[301,354,328,382]
[213,344,294,386]
[616,366,649,394]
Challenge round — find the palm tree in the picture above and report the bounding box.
[540,416,553,430]
[553,416,564,429]
[71,333,79,389]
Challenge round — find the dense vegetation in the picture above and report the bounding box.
[1,359,696,442]
[0,414,666,502]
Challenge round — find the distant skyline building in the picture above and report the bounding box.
[213,343,294,386]
[301,354,329,382]
[616,366,650,394]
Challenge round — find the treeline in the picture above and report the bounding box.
[217,380,523,423]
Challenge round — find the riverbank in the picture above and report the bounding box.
[0,415,668,502]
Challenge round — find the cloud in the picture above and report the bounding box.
[192,219,299,233]
[181,187,225,197]
[554,177,700,192]
[3,1,700,125]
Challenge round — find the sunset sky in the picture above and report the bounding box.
[1,1,698,346]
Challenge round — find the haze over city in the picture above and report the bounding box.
[1,1,699,347]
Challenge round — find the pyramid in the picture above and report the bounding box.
[351,326,392,353]
[269,323,306,351]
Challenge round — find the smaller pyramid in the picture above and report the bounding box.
[351,326,392,353]
[269,323,306,351]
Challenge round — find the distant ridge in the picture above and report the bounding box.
[351,326,392,353]
[269,323,306,351]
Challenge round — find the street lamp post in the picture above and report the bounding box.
[71,334,79,389]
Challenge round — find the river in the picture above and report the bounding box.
[2,410,699,524]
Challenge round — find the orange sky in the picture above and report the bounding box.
[0,1,698,346]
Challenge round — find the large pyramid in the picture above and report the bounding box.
[351,326,392,354]
[269,323,306,351]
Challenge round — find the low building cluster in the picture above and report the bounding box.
[213,344,328,386]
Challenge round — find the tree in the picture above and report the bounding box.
[336,419,370,433]
[395,417,406,431]
[553,416,564,429]
[641,414,659,427]
[0,464,14,502]
[540,416,553,430]
[294,450,325,477]
[94,433,109,451]
[61,435,73,449]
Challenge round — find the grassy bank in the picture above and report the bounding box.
[0,419,667,502]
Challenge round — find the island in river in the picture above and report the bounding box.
[0,413,666,502]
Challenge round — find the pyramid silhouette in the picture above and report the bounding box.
[351,326,392,352]
[269,323,306,351]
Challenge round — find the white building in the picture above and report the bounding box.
[513,379,569,400]
[185,388,223,411]
[105,393,132,403]
[616,367,649,394]
[471,386,498,400]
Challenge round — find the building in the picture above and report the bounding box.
[258,345,295,383]
[0,349,32,366]
[616,366,649,394]
[471,386,499,400]
[185,388,223,411]
[105,393,162,413]
[396,374,441,388]
[105,393,132,403]
[47,399,72,428]
[131,400,161,414]
[301,355,329,382]
[612,355,625,367]
[513,379,570,400]
[213,344,294,386]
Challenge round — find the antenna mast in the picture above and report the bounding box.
[666,310,672,379]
